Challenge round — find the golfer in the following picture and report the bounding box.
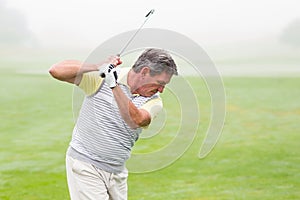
[49,48,178,200]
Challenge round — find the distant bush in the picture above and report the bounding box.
[280,19,300,48]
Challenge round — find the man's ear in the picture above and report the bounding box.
[140,67,150,76]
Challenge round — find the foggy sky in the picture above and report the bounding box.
[1,0,300,49]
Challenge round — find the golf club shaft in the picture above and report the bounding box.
[100,9,155,78]
[118,9,155,56]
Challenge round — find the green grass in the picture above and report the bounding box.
[0,70,73,199]
[0,66,299,199]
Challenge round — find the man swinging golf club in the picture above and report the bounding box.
[49,48,178,199]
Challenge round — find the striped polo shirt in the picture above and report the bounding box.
[67,67,163,173]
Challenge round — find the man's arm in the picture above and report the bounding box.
[49,60,98,85]
[48,56,122,85]
[112,85,151,129]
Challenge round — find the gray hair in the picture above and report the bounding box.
[132,48,178,76]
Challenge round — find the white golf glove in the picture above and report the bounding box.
[99,64,118,89]
[106,67,118,88]
[98,63,113,78]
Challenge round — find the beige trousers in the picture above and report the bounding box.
[66,155,128,200]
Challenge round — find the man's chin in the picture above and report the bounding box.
[140,93,154,97]
[136,90,157,97]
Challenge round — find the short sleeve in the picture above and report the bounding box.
[140,97,163,120]
[78,71,104,96]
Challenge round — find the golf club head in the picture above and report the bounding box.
[145,9,155,17]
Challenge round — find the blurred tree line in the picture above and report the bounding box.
[280,18,300,48]
[0,1,36,47]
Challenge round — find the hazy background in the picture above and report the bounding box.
[1,0,300,75]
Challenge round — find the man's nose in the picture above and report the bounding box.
[158,85,165,93]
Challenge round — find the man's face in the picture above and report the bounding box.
[133,70,172,97]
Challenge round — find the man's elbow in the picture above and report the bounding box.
[133,110,151,128]
[135,117,151,128]
[49,64,61,80]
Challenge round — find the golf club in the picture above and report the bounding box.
[100,9,155,78]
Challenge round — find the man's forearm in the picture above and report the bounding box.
[49,60,100,84]
[49,56,122,85]
[112,85,151,129]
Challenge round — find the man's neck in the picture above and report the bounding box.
[127,69,139,94]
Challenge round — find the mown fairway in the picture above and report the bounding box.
[0,65,299,199]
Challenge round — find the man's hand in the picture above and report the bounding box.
[98,56,122,88]
[98,56,122,78]
[98,63,113,78]
[104,64,118,89]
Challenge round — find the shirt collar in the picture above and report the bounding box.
[117,67,131,87]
